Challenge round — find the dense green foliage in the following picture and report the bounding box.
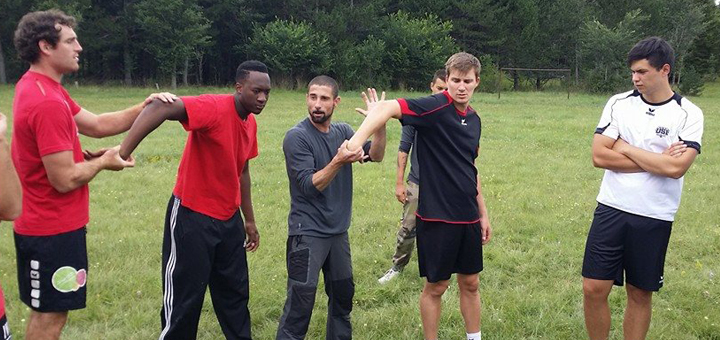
[1,83,718,339]
[0,0,719,92]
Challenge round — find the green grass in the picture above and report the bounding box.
[0,83,718,340]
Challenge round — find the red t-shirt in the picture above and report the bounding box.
[173,94,258,220]
[11,71,88,236]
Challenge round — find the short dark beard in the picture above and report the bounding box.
[309,109,332,124]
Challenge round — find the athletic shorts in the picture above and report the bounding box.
[416,220,483,283]
[14,227,88,312]
[582,204,672,291]
[0,314,10,340]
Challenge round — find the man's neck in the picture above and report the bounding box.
[233,94,250,120]
[310,118,331,133]
[29,63,63,83]
[453,102,469,113]
[642,86,675,104]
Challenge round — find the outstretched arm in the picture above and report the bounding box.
[119,99,188,160]
[42,145,135,193]
[0,113,22,220]
[348,100,401,151]
[74,92,177,138]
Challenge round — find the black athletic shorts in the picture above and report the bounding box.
[0,314,11,340]
[417,220,483,283]
[14,227,88,312]
[582,204,672,291]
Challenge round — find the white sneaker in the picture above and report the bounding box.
[378,267,402,284]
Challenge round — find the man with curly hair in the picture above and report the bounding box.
[11,9,174,340]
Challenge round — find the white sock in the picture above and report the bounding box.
[467,331,481,340]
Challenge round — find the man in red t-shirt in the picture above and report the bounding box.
[11,10,175,340]
[119,60,270,340]
[0,111,22,340]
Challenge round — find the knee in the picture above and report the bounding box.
[582,279,611,300]
[457,275,479,294]
[423,280,450,297]
[329,278,354,315]
[30,311,68,333]
[626,285,652,306]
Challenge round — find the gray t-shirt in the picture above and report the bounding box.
[399,125,419,184]
[283,118,370,237]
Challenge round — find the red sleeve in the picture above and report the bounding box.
[30,101,77,156]
[179,95,220,131]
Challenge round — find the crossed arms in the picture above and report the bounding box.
[592,134,697,179]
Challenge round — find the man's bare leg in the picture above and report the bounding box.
[26,310,68,340]
[623,283,653,340]
[420,279,450,340]
[457,273,481,334]
[583,278,614,340]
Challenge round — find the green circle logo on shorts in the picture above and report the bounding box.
[52,266,87,293]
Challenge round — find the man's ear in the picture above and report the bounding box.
[661,64,671,76]
[334,96,341,107]
[235,81,243,92]
[38,40,52,56]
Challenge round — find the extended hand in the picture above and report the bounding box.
[83,148,111,160]
[244,221,259,252]
[143,92,178,107]
[355,87,386,117]
[101,146,135,171]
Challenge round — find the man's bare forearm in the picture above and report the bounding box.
[240,163,255,223]
[368,124,386,161]
[312,159,344,192]
[94,102,145,137]
[620,145,697,179]
[347,101,401,151]
[120,100,187,160]
[396,151,409,185]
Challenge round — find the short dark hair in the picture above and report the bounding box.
[236,60,268,83]
[14,9,77,64]
[308,75,339,98]
[627,37,675,73]
[432,69,447,82]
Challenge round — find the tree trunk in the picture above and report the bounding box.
[183,56,189,87]
[512,71,519,91]
[0,40,7,84]
[123,41,132,86]
[171,63,177,90]
[197,53,203,85]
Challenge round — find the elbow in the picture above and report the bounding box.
[48,177,76,194]
[592,155,605,169]
[0,204,22,221]
[667,167,687,179]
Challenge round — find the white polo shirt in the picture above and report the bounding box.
[595,90,703,221]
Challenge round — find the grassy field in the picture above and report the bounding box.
[0,82,717,340]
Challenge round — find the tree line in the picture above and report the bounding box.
[1,0,718,94]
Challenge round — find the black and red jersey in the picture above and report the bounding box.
[397,91,481,224]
